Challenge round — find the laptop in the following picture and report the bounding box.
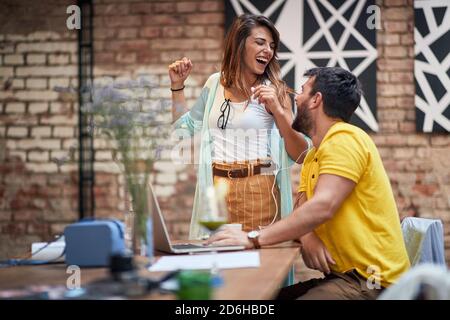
[148,182,245,254]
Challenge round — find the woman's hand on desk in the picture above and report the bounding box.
[206,228,254,249]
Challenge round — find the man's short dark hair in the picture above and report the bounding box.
[304,67,362,122]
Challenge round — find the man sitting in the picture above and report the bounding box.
[208,67,410,300]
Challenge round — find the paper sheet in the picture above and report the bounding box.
[148,251,260,272]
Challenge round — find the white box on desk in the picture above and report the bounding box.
[31,237,65,262]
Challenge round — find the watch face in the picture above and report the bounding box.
[248,231,259,238]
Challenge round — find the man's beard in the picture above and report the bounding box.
[292,102,313,136]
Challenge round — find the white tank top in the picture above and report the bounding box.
[208,83,274,162]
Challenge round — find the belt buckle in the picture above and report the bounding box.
[227,170,233,179]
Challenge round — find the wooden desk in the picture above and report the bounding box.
[0,243,299,300]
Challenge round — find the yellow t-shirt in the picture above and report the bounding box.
[298,122,410,287]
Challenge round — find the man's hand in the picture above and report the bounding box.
[252,84,283,115]
[300,232,336,274]
[206,227,254,249]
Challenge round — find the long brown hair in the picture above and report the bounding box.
[221,14,289,108]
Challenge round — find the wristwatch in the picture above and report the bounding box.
[247,230,261,249]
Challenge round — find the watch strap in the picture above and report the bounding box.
[248,231,261,249]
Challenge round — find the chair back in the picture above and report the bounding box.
[401,217,445,266]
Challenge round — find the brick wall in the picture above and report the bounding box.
[1,0,449,277]
[91,0,225,240]
[0,0,79,259]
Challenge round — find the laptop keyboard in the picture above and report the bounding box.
[172,243,211,250]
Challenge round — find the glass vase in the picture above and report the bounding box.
[124,177,154,261]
